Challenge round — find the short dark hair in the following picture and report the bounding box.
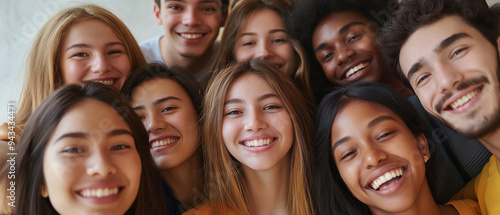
[155,0,229,13]
[286,0,399,101]
[313,82,427,214]
[15,83,167,214]
[379,0,498,84]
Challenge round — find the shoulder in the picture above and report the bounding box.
[183,204,238,215]
[139,35,165,64]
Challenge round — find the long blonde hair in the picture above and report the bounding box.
[205,0,314,102]
[16,4,146,129]
[202,60,314,215]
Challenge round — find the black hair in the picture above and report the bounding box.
[286,0,399,102]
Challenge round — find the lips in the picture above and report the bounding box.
[83,79,116,86]
[338,59,371,81]
[369,167,404,190]
[150,137,180,149]
[178,33,204,39]
[240,137,276,147]
[78,187,121,198]
[449,87,481,110]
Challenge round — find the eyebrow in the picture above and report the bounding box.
[338,22,364,35]
[331,115,396,151]
[240,29,287,37]
[164,0,220,6]
[133,96,181,111]
[55,129,133,143]
[65,42,124,52]
[433,33,470,53]
[407,33,470,80]
[223,93,279,105]
[314,22,364,54]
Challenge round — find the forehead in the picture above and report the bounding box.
[225,72,275,99]
[399,15,490,74]
[314,10,370,35]
[242,8,283,31]
[161,0,222,6]
[131,78,190,102]
[50,99,130,141]
[331,100,402,132]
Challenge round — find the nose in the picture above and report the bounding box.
[145,113,167,133]
[86,150,117,177]
[182,8,202,26]
[335,44,354,66]
[91,53,112,74]
[435,63,463,93]
[362,144,388,169]
[244,110,267,132]
[254,42,272,60]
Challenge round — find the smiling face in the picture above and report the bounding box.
[154,0,224,58]
[399,15,500,139]
[222,72,293,171]
[312,11,386,86]
[59,19,131,89]
[130,78,199,170]
[42,98,141,215]
[331,100,428,214]
[234,8,296,75]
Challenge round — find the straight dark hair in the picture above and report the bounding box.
[314,82,428,214]
[15,83,168,214]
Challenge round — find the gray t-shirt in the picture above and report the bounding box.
[139,35,217,82]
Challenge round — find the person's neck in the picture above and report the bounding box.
[242,156,290,215]
[160,37,215,78]
[370,180,457,215]
[479,128,500,160]
[160,153,202,208]
[383,75,414,98]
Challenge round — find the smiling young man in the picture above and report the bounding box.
[380,0,500,213]
[141,0,228,81]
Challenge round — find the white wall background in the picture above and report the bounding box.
[0,0,162,123]
[0,0,499,123]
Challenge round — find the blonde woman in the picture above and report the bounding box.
[0,4,145,212]
[187,59,314,215]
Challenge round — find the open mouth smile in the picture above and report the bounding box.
[369,167,404,191]
[240,137,277,147]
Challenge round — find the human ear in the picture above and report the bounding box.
[496,36,500,56]
[41,183,48,198]
[154,3,162,25]
[416,134,430,163]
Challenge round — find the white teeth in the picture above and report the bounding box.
[346,62,369,78]
[92,80,114,85]
[370,168,403,190]
[151,138,178,148]
[180,33,203,39]
[450,89,479,110]
[80,187,119,198]
[243,138,272,147]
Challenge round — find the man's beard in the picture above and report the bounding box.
[433,60,500,139]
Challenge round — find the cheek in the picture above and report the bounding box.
[274,113,293,139]
[112,56,131,77]
[61,61,86,84]
[234,47,253,61]
[122,153,142,186]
